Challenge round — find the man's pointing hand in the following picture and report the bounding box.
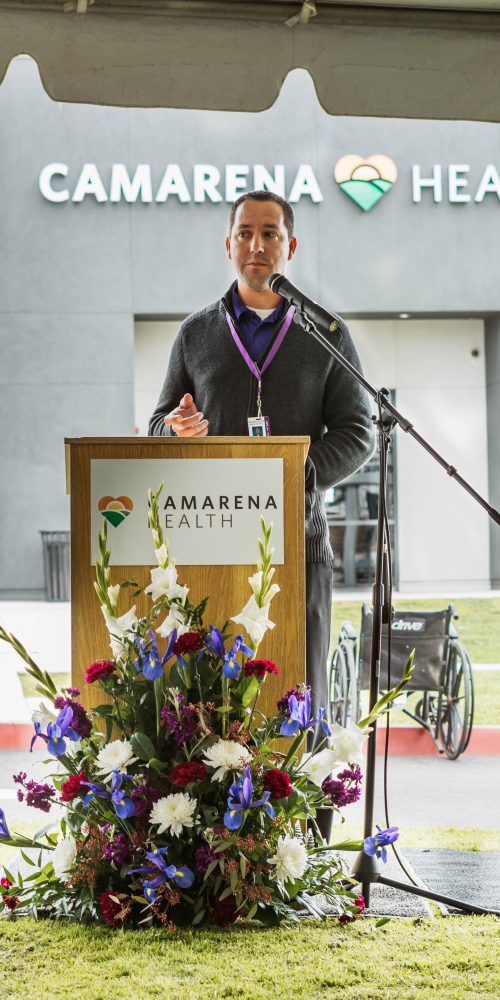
[163,393,209,437]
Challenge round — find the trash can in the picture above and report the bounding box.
[40,531,70,601]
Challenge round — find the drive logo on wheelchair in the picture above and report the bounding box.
[391,620,425,632]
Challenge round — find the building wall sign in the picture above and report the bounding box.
[90,458,284,566]
[38,158,500,209]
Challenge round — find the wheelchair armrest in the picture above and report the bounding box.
[341,620,357,641]
[449,603,459,620]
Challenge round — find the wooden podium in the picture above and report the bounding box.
[65,436,309,719]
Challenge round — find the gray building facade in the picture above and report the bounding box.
[1,56,499,596]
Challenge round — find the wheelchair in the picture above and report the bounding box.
[328,603,475,760]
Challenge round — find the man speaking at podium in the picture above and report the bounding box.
[149,191,374,765]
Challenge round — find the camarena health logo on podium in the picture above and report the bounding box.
[334,154,398,211]
[98,495,134,528]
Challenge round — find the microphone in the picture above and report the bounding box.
[268,273,340,333]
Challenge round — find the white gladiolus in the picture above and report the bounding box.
[247,570,280,605]
[154,543,169,568]
[150,793,197,837]
[231,595,275,647]
[95,738,136,776]
[145,564,189,604]
[107,583,120,609]
[268,835,308,885]
[31,701,57,731]
[202,739,252,781]
[52,836,77,879]
[101,605,138,660]
[329,721,367,765]
[299,747,340,787]
[156,604,190,640]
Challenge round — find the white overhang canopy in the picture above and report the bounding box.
[1,1,500,120]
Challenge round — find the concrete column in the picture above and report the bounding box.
[485,317,500,587]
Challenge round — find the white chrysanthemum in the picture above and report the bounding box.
[95,738,136,776]
[300,747,340,787]
[329,721,367,765]
[101,605,138,660]
[145,564,189,604]
[231,595,275,647]
[31,701,56,730]
[52,835,77,879]
[268,834,308,885]
[202,739,252,782]
[156,604,190,640]
[150,793,197,837]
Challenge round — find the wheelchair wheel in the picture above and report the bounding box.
[438,641,474,759]
[328,642,355,727]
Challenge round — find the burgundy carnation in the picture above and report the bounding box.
[173,631,205,656]
[85,660,116,684]
[170,761,207,788]
[339,895,365,924]
[0,877,12,890]
[99,890,128,928]
[262,768,292,799]
[60,770,87,802]
[243,659,280,679]
[3,895,20,912]
[213,893,240,927]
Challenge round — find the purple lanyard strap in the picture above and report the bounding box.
[225,305,296,414]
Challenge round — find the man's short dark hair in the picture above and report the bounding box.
[229,190,295,239]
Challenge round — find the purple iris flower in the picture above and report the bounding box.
[135,630,176,681]
[0,808,11,838]
[224,765,275,830]
[279,688,331,738]
[222,635,254,679]
[131,846,194,902]
[205,625,226,659]
[30,705,79,757]
[363,825,399,864]
[110,770,135,819]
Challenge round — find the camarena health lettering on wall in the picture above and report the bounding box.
[90,459,284,566]
[38,159,500,207]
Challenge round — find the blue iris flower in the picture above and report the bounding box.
[0,808,11,839]
[110,770,136,819]
[135,630,177,681]
[206,627,253,679]
[280,688,331,738]
[30,705,80,757]
[224,765,275,830]
[363,825,399,864]
[131,846,194,902]
[81,781,110,808]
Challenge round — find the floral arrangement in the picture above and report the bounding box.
[0,484,411,929]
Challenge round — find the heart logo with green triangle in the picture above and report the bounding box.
[98,495,134,527]
[334,154,398,212]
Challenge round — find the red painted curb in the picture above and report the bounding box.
[0,724,34,750]
[0,723,499,755]
[376,725,500,756]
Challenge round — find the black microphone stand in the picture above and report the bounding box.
[293,306,500,917]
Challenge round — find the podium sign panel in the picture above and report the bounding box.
[66,436,308,720]
[90,457,284,566]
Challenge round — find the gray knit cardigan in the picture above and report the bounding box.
[149,289,375,564]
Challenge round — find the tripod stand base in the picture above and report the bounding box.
[350,851,500,917]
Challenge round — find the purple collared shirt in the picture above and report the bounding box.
[230,282,286,362]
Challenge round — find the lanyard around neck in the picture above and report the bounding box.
[225,305,295,416]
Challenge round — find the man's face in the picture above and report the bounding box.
[226,200,297,294]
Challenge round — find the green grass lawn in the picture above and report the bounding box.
[1,915,499,999]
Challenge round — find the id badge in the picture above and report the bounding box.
[248,415,271,437]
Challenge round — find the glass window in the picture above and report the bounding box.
[325,403,398,589]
